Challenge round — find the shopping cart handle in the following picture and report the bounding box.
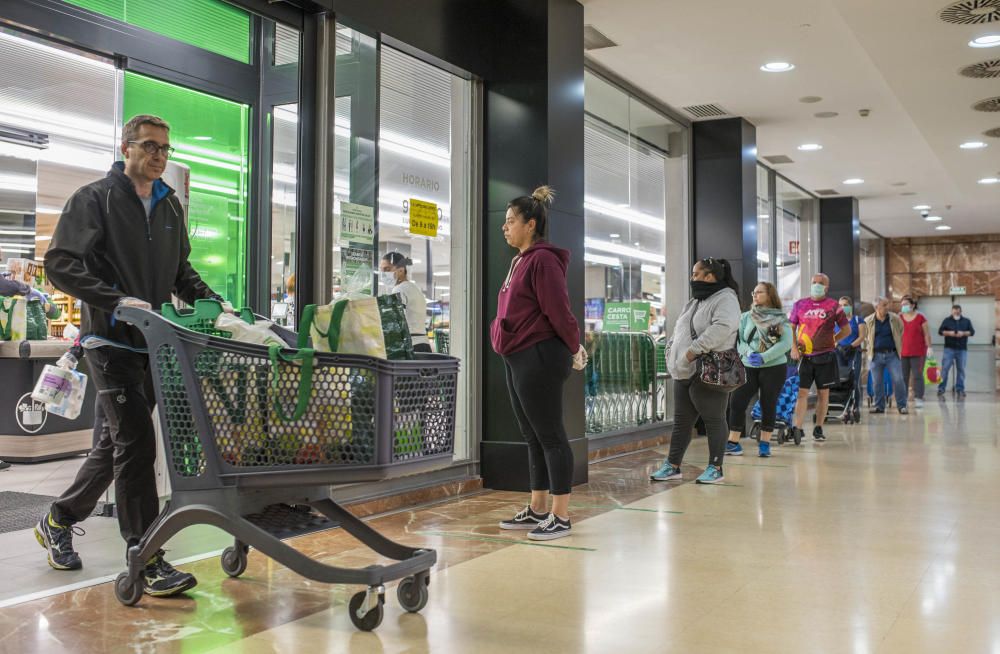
[113,305,159,328]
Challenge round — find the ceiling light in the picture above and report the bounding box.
[960,141,988,149]
[585,197,665,232]
[192,136,212,141]
[797,143,823,151]
[969,35,1000,48]
[761,62,795,72]
[585,238,663,264]
[758,214,769,219]
[925,215,943,222]
[640,264,662,275]
[978,177,1000,184]
[609,233,620,238]
[843,178,864,185]
[935,225,952,231]
[584,252,622,267]
[433,271,450,277]
[912,204,931,210]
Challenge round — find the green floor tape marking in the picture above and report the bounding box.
[570,504,683,515]
[415,531,597,552]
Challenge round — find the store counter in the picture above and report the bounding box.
[0,340,96,463]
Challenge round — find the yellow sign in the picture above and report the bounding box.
[408,199,439,238]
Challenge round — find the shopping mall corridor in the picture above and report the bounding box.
[1,394,998,654]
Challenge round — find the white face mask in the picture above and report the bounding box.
[380,272,396,288]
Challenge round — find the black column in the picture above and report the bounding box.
[820,197,861,302]
[480,0,587,491]
[692,118,758,308]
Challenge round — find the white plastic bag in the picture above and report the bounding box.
[32,364,88,420]
[215,313,287,348]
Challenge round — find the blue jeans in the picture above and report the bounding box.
[870,351,906,411]
[940,348,968,393]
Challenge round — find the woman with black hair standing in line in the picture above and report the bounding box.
[492,186,588,541]
[651,258,741,484]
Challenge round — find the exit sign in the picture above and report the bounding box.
[950,286,966,296]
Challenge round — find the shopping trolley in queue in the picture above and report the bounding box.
[111,301,459,632]
[749,365,802,445]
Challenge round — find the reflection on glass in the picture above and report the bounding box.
[757,164,772,284]
[270,104,298,325]
[583,71,683,435]
[859,226,884,304]
[774,177,816,310]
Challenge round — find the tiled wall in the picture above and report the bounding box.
[886,234,1000,384]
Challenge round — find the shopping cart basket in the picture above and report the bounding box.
[111,302,459,631]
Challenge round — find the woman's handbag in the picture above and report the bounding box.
[688,303,746,392]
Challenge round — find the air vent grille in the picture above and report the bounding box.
[939,0,1000,25]
[984,126,1000,138]
[973,96,1000,111]
[762,154,794,165]
[814,189,839,196]
[682,103,729,119]
[961,59,1000,78]
[584,25,617,51]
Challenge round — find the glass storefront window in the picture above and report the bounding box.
[583,71,685,436]
[757,164,773,284]
[376,45,473,459]
[270,104,298,325]
[123,72,250,308]
[774,177,817,310]
[860,226,885,304]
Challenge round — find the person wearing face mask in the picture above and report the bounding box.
[492,186,586,541]
[863,296,907,414]
[898,295,931,409]
[379,252,430,353]
[835,296,866,421]
[650,258,740,484]
[787,274,852,443]
[725,282,791,458]
[938,304,975,399]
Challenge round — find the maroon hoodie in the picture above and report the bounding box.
[490,241,581,356]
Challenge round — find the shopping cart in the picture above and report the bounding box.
[111,301,459,631]
[749,367,801,445]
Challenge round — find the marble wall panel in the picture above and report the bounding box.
[888,243,911,274]
[888,273,911,300]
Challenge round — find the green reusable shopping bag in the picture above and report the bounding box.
[376,293,414,361]
[0,297,15,340]
[25,299,48,341]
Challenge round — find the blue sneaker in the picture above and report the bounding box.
[695,465,725,484]
[650,461,682,482]
[725,442,743,456]
[758,441,771,458]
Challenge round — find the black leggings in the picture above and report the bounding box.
[728,365,787,434]
[503,338,574,495]
[668,379,731,469]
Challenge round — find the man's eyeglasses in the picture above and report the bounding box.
[128,140,175,157]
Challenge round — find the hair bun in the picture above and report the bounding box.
[531,185,556,205]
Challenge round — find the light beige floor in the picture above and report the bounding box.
[203,394,1000,654]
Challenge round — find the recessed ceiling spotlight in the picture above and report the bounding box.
[970,35,1000,49]
[925,215,943,222]
[814,111,839,119]
[761,62,795,72]
[913,204,931,210]
[797,143,823,151]
[843,178,864,185]
[960,141,988,149]
[979,177,1000,184]
[935,225,952,231]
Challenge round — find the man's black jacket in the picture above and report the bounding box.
[45,162,220,349]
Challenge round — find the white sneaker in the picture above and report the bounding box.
[915,399,924,409]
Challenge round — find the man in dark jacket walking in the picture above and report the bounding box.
[35,115,223,597]
[938,304,975,399]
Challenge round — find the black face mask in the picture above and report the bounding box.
[691,279,725,300]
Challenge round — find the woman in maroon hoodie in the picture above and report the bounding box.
[492,186,588,541]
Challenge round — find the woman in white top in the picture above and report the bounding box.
[380,252,431,353]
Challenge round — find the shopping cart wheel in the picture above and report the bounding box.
[792,428,802,446]
[221,546,248,578]
[397,575,430,613]
[749,423,761,442]
[114,571,143,607]
[349,587,385,631]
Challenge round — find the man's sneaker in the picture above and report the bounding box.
[527,514,572,541]
[958,391,967,400]
[0,460,10,471]
[937,388,946,397]
[650,461,683,482]
[143,551,197,597]
[34,513,83,571]
[813,426,826,442]
[872,408,885,414]
[758,441,772,458]
[499,506,547,530]
[915,399,924,409]
[899,407,909,415]
[725,442,743,456]
[695,465,725,484]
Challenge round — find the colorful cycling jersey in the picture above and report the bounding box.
[789,296,850,356]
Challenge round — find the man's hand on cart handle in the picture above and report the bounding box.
[117,297,152,311]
